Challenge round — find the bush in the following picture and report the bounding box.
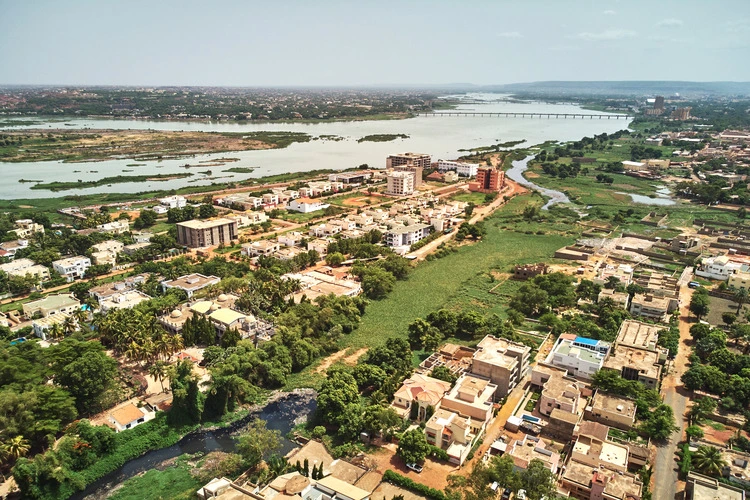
[382,470,447,500]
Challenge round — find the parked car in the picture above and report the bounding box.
[405,463,423,473]
[688,281,702,289]
[501,488,513,500]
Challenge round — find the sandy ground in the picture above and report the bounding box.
[366,442,459,491]
[314,347,368,374]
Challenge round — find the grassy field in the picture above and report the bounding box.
[341,195,572,349]
[448,191,488,205]
[108,458,202,500]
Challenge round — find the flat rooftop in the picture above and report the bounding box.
[617,319,664,350]
[604,345,661,380]
[555,341,605,364]
[161,273,220,291]
[474,335,529,367]
[563,461,642,499]
[573,435,628,468]
[591,391,636,418]
[25,293,79,310]
[177,218,235,229]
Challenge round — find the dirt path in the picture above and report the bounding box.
[314,347,369,374]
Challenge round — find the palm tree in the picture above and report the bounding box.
[735,288,749,315]
[71,306,88,328]
[149,361,168,393]
[62,315,77,336]
[3,435,31,459]
[692,445,728,477]
[48,323,64,342]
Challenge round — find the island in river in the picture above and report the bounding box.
[0,129,312,163]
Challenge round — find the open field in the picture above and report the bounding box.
[448,191,488,205]
[108,457,202,500]
[0,129,312,163]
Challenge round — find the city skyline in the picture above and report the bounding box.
[1,0,749,86]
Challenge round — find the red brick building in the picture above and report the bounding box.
[469,167,504,193]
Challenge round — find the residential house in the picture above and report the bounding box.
[52,256,91,281]
[544,334,609,380]
[89,274,148,303]
[425,408,482,465]
[96,220,130,234]
[158,195,187,209]
[0,258,50,282]
[108,402,156,432]
[686,471,745,500]
[602,344,663,390]
[470,335,531,398]
[585,391,637,431]
[730,271,750,291]
[91,240,124,266]
[99,290,152,313]
[123,242,151,255]
[439,373,497,425]
[598,288,630,309]
[283,270,361,303]
[32,313,75,340]
[629,294,670,322]
[696,255,744,280]
[560,460,643,500]
[132,231,153,244]
[384,223,431,248]
[278,231,305,247]
[531,364,582,416]
[11,219,44,238]
[288,198,329,213]
[507,434,560,473]
[0,239,29,258]
[241,240,280,257]
[160,273,220,298]
[391,373,452,420]
[23,293,80,319]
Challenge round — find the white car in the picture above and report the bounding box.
[405,463,423,473]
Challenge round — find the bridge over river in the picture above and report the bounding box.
[417,111,633,119]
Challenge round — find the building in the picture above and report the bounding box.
[32,313,74,340]
[99,290,152,313]
[385,171,415,196]
[384,223,431,248]
[513,263,549,280]
[283,270,362,303]
[22,293,80,319]
[629,294,670,322]
[91,240,125,265]
[393,165,424,187]
[391,373,452,420]
[560,460,643,500]
[696,255,744,281]
[585,391,637,430]
[176,218,238,248]
[531,364,582,417]
[545,334,610,380]
[654,96,665,110]
[132,231,154,244]
[328,171,373,184]
[728,271,750,292]
[598,289,630,309]
[241,240,280,257]
[437,159,478,177]
[425,408,483,465]
[52,256,91,282]
[161,273,220,298]
[108,402,156,432]
[469,167,504,193]
[602,344,662,389]
[571,421,630,472]
[89,274,149,303]
[96,220,130,234]
[288,198,330,213]
[686,471,745,500]
[471,335,531,398]
[158,195,187,209]
[507,434,560,473]
[440,373,497,425]
[11,219,45,238]
[0,239,29,258]
[616,320,664,352]
[123,242,151,255]
[0,258,50,282]
[386,152,431,170]
[672,107,692,120]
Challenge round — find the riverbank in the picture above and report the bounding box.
[0,129,312,163]
[64,389,315,500]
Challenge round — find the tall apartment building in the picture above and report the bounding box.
[176,218,238,248]
[470,335,531,398]
[393,165,423,187]
[386,152,431,170]
[469,167,505,193]
[654,95,665,110]
[672,107,692,120]
[385,171,415,196]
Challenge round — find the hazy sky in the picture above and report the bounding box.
[1,0,749,86]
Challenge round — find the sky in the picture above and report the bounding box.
[1,0,749,86]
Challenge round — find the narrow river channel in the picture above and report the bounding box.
[505,155,570,209]
[71,390,316,500]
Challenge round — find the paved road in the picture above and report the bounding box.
[653,285,694,500]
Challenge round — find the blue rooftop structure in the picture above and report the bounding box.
[574,336,599,347]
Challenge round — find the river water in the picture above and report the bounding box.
[506,155,570,209]
[0,93,630,199]
[70,391,316,500]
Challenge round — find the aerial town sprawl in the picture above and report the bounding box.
[3,83,750,500]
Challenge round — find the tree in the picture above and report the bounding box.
[430,366,457,384]
[687,397,717,425]
[689,292,710,321]
[604,276,621,290]
[723,312,738,327]
[2,435,30,460]
[199,204,218,219]
[361,267,396,300]
[317,370,360,426]
[692,445,727,477]
[397,429,430,464]
[520,459,557,500]
[407,318,443,351]
[235,418,282,469]
[734,288,749,315]
[686,425,704,442]
[464,202,475,218]
[576,279,601,301]
[325,252,345,266]
[640,404,678,441]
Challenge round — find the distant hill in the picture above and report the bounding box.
[480,81,750,97]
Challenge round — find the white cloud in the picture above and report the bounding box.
[497,31,522,38]
[655,18,683,28]
[603,10,617,15]
[572,29,637,41]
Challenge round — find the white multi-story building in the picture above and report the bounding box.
[158,195,187,209]
[11,219,45,239]
[288,198,329,213]
[545,334,610,380]
[0,258,50,282]
[96,220,130,234]
[696,255,744,280]
[52,256,91,282]
[385,223,431,247]
[385,171,415,196]
[437,160,479,177]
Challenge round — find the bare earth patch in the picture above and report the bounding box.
[314,347,368,374]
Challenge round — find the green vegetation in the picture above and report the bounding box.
[383,470,447,500]
[228,131,311,148]
[108,458,202,500]
[357,133,409,143]
[458,139,526,152]
[30,173,193,192]
[449,191,488,205]
[224,166,257,173]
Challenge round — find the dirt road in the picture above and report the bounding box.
[653,284,694,500]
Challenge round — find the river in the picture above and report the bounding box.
[70,390,316,500]
[506,155,570,209]
[0,93,630,199]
